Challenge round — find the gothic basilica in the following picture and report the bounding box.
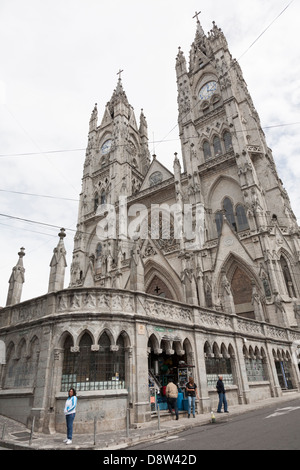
[1,15,300,434]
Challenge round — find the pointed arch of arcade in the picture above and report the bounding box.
[2,336,40,389]
[204,340,236,388]
[147,334,196,391]
[144,260,182,302]
[272,347,296,390]
[60,328,130,392]
[242,344,269,383]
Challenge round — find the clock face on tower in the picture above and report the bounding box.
[101,139,112,155]
[199,81,218,101]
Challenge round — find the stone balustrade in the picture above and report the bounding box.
[1,287,300,346]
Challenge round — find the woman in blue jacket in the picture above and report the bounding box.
[63,388,77,444]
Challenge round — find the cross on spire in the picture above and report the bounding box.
[117,69,124,81]
[193,11,201,22]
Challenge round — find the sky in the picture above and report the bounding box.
[0,0,299,307]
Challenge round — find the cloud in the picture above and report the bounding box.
[0,0,299,306]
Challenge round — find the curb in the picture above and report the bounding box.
[1,393,298,450]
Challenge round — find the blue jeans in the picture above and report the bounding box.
[167,397,178,418]
[188,396,196,416]
[66,413,75,439]
[217,393,228,412]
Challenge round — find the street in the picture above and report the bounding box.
[128,397,300,451]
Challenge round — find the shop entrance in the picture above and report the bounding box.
[148,336,195,412]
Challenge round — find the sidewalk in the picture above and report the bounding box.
[0,392,299,450]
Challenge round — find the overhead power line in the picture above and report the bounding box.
[0,189,79,202]
[0,121,300,160]
[237,0,294,62]
[0,213,76,232]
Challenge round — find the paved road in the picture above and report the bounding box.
[129,398,300,451]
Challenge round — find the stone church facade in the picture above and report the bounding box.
[1,17,300,434]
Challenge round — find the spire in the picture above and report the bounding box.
[48,229,67,293]
[6,247,25,306]
[193,11,205,38]
[176,46,187,76]
[108,69,129,116]
[189,12,212,72]
[89,103,98,132]
[139,109,148,138]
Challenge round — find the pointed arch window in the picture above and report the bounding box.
[204,342,234,388]
[98,332,112,383]
[244,348,268,382]
[95,243,102,274]
[61,331,126,392]
[61,333,95,392]
[236,205,249,231]
[213,136,222,157]
[224,197,237,231]
[77,333,94,390]
[61,335,76,391]
[94,192,99,211]
[215,211,223,237]
[212,96,221,109]
[203,141,212,161]
[215,199,249,237]
[223,131,233,152]
[280,256,296,297]
[100,191,106,205]
[115,335,126,384]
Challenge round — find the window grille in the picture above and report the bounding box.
[205,357,234,388]
[245,358,268,382]
[61,333,126,392]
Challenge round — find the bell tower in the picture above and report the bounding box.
[176,15,300,326]
[70,74,151,288]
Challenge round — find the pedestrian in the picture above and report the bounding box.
[216,375,228,413]
[63,387,77,444]
[186,377,199,418]
[166,379,179,420]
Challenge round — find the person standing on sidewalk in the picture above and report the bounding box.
[186,377,199,418]
[64,388,77,444]
[216,376,228,413]
[166,379,179,420]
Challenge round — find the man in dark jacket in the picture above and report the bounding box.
[216,375,228,413]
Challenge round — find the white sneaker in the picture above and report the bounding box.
[66,439,72,445]
[63,438,68,443]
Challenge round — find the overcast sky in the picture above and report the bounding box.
[0,0,299,307]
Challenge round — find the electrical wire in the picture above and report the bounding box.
[0,211,299,277]
[0,189,79,202]
[1,120,300,159]
[237,0,294,62]
[0,213,76,232]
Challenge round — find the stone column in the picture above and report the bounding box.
[194,335,210,413]
[48,347,64,434]
[265,341,282,398]
[232,334,250,404]
[133,323,151,424]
